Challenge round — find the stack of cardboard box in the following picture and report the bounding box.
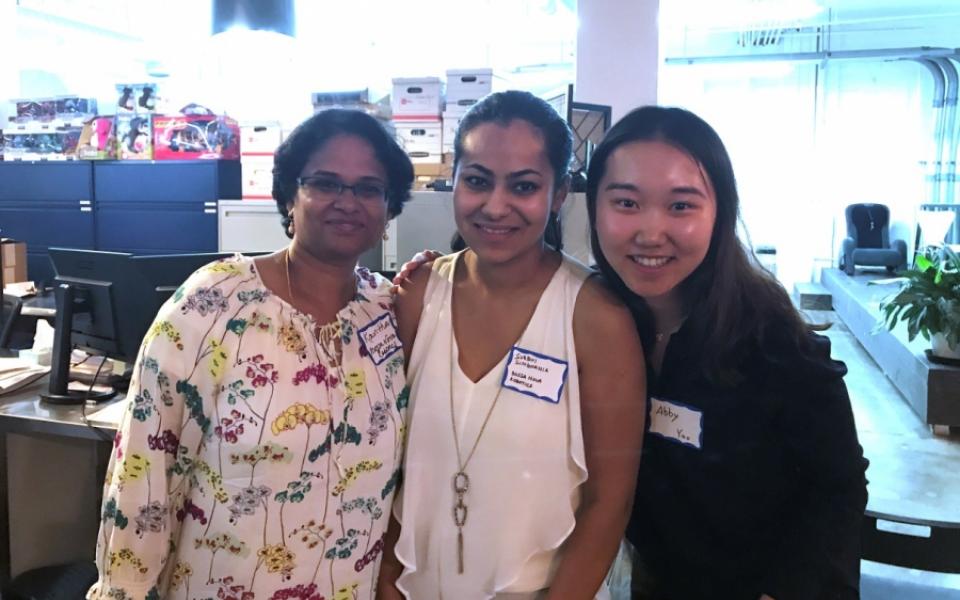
[391,77,444,188]
[240,122,284,201]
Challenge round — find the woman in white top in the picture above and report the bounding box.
[378,91,646,600]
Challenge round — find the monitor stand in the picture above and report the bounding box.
[40,284,116,405]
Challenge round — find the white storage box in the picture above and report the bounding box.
[393,119,442,163]
[446,69,502,105]
[241,122,283,156]
[241,156,275,200]
[443,99,477,116]
[391,77,443,118]
[442,111,464,153]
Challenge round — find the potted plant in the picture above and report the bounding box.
[880,246,960,359]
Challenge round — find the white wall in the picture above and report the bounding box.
[0,0,16,124]
[576,0,660,122]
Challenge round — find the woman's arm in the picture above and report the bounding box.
[758,340,867,600]
[376,515,405,600]
[393,259,432,366]
[544,279,646,600]
[89,311,204,598]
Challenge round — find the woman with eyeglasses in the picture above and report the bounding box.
[90,109,414,600]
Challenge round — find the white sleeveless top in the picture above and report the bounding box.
[394,251,608,599]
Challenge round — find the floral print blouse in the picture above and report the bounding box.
[89,255,407,600]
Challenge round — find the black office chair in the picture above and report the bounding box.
[861,511,960,599]
[0,294,33,350]
[840,203,908,275]
[1,561,97,600]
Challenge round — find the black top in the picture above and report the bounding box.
[627,320,868,600]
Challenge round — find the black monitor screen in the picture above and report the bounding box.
[48,248,146,362]
[44,248,239,404]
[131,251,236,317]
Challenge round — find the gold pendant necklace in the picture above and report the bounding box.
[449,332,506,575]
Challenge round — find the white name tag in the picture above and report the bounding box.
[357,314,402,365]
[649,397,703,449]
[501,346,568,404]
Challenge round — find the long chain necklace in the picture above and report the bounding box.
[449,331,506,575]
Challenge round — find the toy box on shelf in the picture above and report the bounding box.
[76,116,117,160]
[154,113,240,160]
[116,114,153,160]
[116,83,160,113]
[1,125,83,161]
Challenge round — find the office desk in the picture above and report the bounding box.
[0,377,119,582]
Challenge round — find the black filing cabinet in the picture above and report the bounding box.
[0,161,96,284]
[94,161,240,254]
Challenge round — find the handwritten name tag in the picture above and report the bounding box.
[648,397,703,449]
[501,346,568,404]
[357,314,402,365]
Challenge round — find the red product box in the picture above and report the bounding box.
[153,115,241,160]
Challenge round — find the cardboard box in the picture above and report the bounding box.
[1,239,27,285]
[77,116,118,160]
[412,159,453,190]
[241,121,283,156]
[241,156,275,200]
[445,68,501,105]
[442,111,464,153]
[153,114,240,160]
[391,77,443,118]
[116,114,153,160]
[394,119,442,163]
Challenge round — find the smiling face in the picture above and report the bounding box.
[286,134,389,265]
[595,140,717,308]
[453,119,564,265]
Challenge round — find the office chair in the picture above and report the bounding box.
[0,294,24,349]
[840,203,908,276]
[861,511,960,599]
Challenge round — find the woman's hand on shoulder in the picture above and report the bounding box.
[391,250,443,290]
[392,252,439,359]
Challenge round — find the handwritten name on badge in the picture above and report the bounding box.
[501,346,568,404]
[358,314,402,365]
[649,397,703,449]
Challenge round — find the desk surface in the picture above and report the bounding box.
[0,376,119,441]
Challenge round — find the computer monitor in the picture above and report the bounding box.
[130,251,236,313]
[43,249,235,405]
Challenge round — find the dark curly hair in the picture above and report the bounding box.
[272,109,414,237]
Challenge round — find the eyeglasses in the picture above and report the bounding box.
[296,176,387,201]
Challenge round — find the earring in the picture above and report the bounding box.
[382,229,389,241]
[287,216,295,236]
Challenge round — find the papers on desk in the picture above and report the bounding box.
[2,281,37,298]
[86,398,128,428]
[0,358,49,396]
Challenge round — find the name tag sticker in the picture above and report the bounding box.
[501,346,568,404]
[649,397,703,449]
[357,314,402,365]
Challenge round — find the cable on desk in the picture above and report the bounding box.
[79,358,119,443]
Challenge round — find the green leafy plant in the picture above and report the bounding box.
[880,246,960,351]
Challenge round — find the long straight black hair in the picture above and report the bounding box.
[586,106,814,384]
[450,90,573,252]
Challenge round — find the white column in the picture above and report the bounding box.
[576,0,660,123]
